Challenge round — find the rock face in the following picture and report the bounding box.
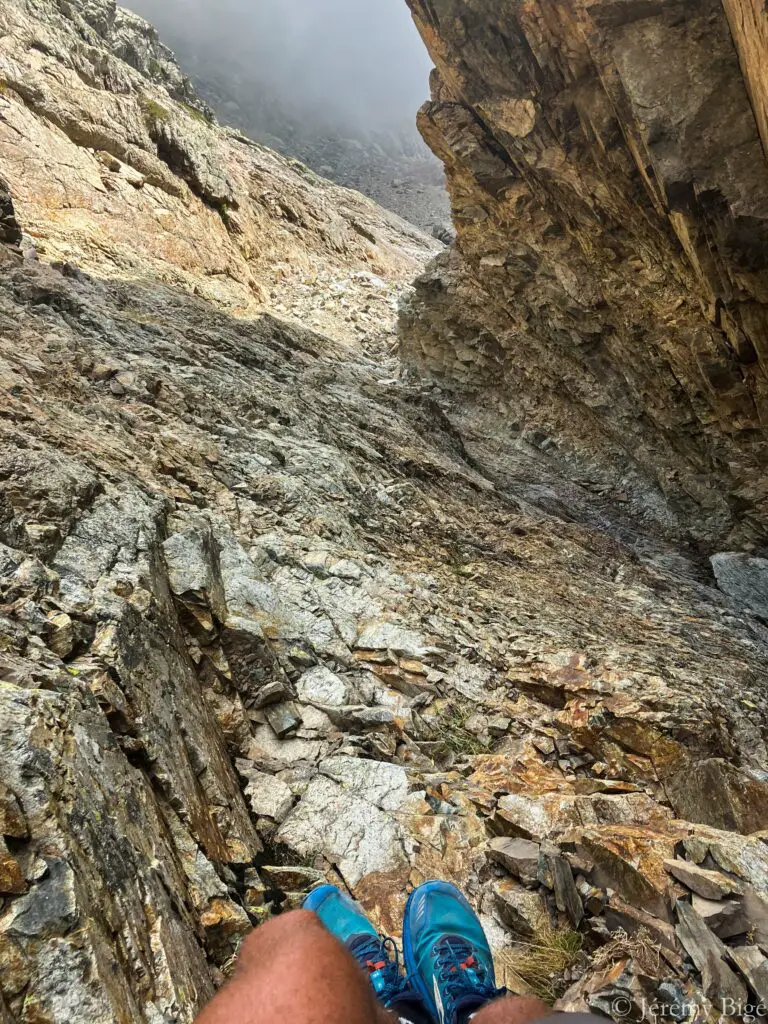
[712,552,768,618]
[2,2,768,1023]
[401,0,768,550]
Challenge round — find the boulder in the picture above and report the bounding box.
[728,945,768,1003]
[278,758,410,886]
[691,894,748,939]
[265,702,303,739]
[663,859,743,900]
[665,760,768,835]
[563,824,683,922]
[296,665,348,706]
[237,764,293,822]
[488,837,540,886]
[545,850,584,927]
[496,793,581,840]
[491,879,549,937]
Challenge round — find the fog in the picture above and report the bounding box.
[127,0,432,134]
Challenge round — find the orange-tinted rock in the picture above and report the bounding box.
[0,839,25,895]
[562,823,686,921]
[0,784,27,839]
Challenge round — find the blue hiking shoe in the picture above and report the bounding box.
[303,884,412,1011]
[403,880,506,1024]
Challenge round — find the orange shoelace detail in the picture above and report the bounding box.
[448,955,477,973]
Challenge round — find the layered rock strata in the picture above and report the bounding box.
[402,0,768,551]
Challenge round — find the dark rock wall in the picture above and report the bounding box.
[401,0,768,549]
[0,177,21,246]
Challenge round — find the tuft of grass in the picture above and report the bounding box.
[496,925,584,1001]
[591,927,660,977]
[179,100,209,125]
[438,700,489,758]
[140,95,170,126]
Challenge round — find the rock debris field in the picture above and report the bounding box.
[1,1,768,1023]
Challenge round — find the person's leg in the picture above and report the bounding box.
[471,996,549,1024]
[302,885,433,1022]
[195,910,395,1024]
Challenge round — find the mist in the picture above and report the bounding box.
[126,0,433,135]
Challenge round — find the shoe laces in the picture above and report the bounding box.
[349,934,410,1006]
[433,936,500,1018]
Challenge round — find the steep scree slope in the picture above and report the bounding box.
[402,0,768,552]
[1,2,768,1023]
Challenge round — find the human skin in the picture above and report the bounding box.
[195,909,550,1024]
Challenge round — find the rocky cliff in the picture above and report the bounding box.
[121,0,452,234]
[2,2,768,1023]
[402,0,768,552]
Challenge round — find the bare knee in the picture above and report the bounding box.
[237,909,327,972]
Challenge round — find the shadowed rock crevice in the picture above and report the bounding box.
[400,0,768,552]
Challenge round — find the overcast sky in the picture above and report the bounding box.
[128,0,433,131]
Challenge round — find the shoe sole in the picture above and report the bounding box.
[403,880,466,1021]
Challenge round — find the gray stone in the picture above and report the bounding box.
[265,702,303,739]
[664,858,743,900]
[347,707,396,730]
[712,553,768,618]
[278,758,409,886]
[549,851,584,927]
[296,665,348,706]
[254,680,294,708]
[6,859,78,938]
[237,764,293,822]
[491,881,548,937]
[356,620,429,657]
[487,716,511,737]
[744,887,768,948]
[488,836,541,886]
[691,894,748,939]
[496,792,581,840]
[728,945,768,1003]
[676,900,748,1004]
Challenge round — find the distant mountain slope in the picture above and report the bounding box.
[124,0,451,232]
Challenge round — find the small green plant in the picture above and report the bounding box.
[139,95,170,126]
[179,101,209,125]
[496,926,583,1001]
